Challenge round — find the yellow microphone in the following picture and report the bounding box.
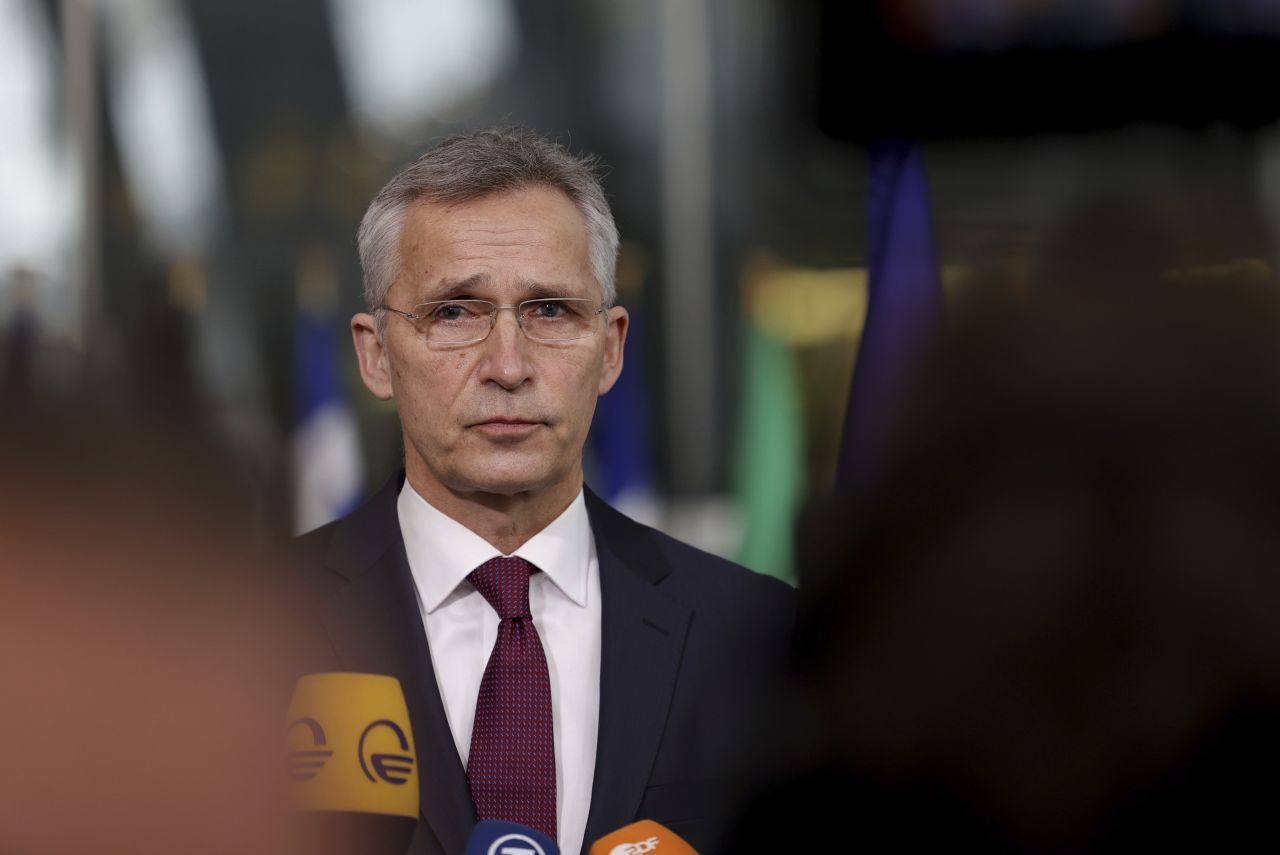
[287,673,419,853]
[587,820,699,855]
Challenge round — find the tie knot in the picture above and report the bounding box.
[468,556,537,620]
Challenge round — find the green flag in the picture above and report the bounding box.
[733,320,805,584]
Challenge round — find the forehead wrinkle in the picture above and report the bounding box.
[454,221,545,237]
[449,223,550,248]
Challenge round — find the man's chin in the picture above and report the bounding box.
[406,437,580,501]
[443,460,572,499]
[457,477,548,497]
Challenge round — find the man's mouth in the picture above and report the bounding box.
[469,417,545,437]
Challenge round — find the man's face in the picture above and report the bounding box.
[352,186,627,503]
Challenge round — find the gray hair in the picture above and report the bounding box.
[357,127,619,322]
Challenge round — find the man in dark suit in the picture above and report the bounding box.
[296,127,794,855]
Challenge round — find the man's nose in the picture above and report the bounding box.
[478,307,534,390]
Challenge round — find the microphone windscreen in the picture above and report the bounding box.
[286,672,419,817]
[464,819,560,855]
[587,819,699,855]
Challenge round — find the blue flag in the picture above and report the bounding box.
[837,140,942,494]
[291,304,364,533]
[588,306,659,525]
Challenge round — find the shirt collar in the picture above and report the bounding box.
[397,481,591,613]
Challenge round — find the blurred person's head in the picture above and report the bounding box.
[0,382,311,855]
[348,128,628,539]
[789,277,1280,850]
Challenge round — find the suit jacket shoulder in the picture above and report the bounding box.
[585,489,795,641]
[582,490,796,853]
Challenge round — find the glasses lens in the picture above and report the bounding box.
[520,299,599,341]
[416,300,493,343]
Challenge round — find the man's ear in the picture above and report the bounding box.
[352,313,394,400]
[597,305,629,396]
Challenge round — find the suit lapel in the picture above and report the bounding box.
[582,490,692,848]
[313,476,476,855]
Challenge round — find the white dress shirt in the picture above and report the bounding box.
[397,481,601,855]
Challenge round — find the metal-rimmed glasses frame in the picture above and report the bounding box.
[380,297,608,345]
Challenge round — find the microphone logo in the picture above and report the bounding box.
[487,833,548,855]
[357,718,415,785]
[589,820,693,855]
[287,674,419,817]
[609,838,661,855]
[287,716,334,781]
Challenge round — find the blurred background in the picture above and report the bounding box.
[8,3,1280,851]
[5,0,1280,586]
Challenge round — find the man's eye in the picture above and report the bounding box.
[529,300,568,319]
[432,303,473,321]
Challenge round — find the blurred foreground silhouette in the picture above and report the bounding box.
[0,363,314,855]
[743,267,1280,850]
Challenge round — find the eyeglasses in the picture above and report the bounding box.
[380,298,607,345]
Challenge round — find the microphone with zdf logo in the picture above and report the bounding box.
[287,673,419,855]
[587,820,698,855]
[464,819,560,855]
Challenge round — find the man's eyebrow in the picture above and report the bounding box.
[414,276,588,303]
[420,274,490,301]
[515,280,590,300]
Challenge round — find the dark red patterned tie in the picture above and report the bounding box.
[466,556,557,841]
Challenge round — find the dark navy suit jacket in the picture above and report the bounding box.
[293,473,796,855]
